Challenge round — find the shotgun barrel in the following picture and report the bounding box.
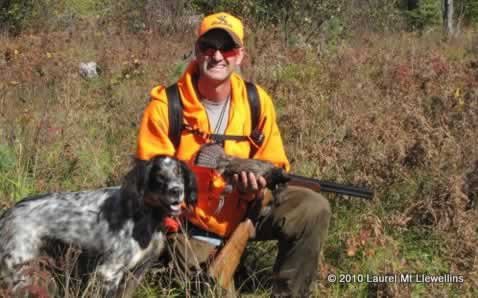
[285,174,374,199]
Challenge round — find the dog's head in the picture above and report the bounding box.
[122,156,197,216]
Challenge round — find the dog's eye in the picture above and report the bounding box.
[148,179,166,192]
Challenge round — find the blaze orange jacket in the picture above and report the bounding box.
[136,61,290,237]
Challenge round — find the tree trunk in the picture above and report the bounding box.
[443,0,455,36]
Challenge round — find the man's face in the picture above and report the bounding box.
[195,29,244,83]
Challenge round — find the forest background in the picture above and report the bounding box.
[1,0,477,297]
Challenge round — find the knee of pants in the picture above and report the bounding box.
[277,186,331,237]
[298,189,331,229]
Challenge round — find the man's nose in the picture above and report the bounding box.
[212,49,224,61]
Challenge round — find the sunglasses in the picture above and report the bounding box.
[197,42,239,58]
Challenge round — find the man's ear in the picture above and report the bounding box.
[193,42,200,60]
[235,47,245,66]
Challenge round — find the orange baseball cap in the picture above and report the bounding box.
[198,12,244,47]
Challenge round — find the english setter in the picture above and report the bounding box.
[0,156,197,297]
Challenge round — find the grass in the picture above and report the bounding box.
[1,15,477,297]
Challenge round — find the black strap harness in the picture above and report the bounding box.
[165,81,265,158]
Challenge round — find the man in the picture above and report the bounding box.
[136,12,331,297]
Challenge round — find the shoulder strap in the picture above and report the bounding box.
[166,84,183,150]
[245,81,264,157]
[245,81,260,133]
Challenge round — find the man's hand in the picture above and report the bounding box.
[232,171,267,199]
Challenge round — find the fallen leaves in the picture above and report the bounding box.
[345,215,390,258]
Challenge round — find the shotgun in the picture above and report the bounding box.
[195,144,374,199]
[195,144,373,289]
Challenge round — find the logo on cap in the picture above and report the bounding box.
[212,15,232,28]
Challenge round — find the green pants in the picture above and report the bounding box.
[166,186,331,297]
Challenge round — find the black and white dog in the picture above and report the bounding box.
[0,156,197,297]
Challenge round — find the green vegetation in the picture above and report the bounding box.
[1,1,477,297]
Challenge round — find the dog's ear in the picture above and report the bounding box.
[179,160,197,206]
[135,159,154,196]
[121,158,153,216]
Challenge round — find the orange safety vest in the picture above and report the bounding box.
[136,61,290,237]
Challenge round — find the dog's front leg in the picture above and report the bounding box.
[116,258,155,298]
[96,263,124,298]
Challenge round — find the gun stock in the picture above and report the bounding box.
[208,191,272,290]
[208,218,254,289]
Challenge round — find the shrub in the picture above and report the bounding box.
[111,0,199,34]
[403,0,442,30]
[0,0,35,34]
[463,0,478,25]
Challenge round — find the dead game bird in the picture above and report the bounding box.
[194,144,288,212]
[195,144,289,189]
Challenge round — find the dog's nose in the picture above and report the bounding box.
[169,187,183,199]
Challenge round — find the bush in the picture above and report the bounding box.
[463,0,478,25]
[403,0,442,30]
[111,0,199,34]
[0,0,35,34]
[0,0,81,35]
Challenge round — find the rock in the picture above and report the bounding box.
[79,62,100,79]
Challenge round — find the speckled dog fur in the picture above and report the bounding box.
[0,156,197,297]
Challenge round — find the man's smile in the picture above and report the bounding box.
[207,63,227,70]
